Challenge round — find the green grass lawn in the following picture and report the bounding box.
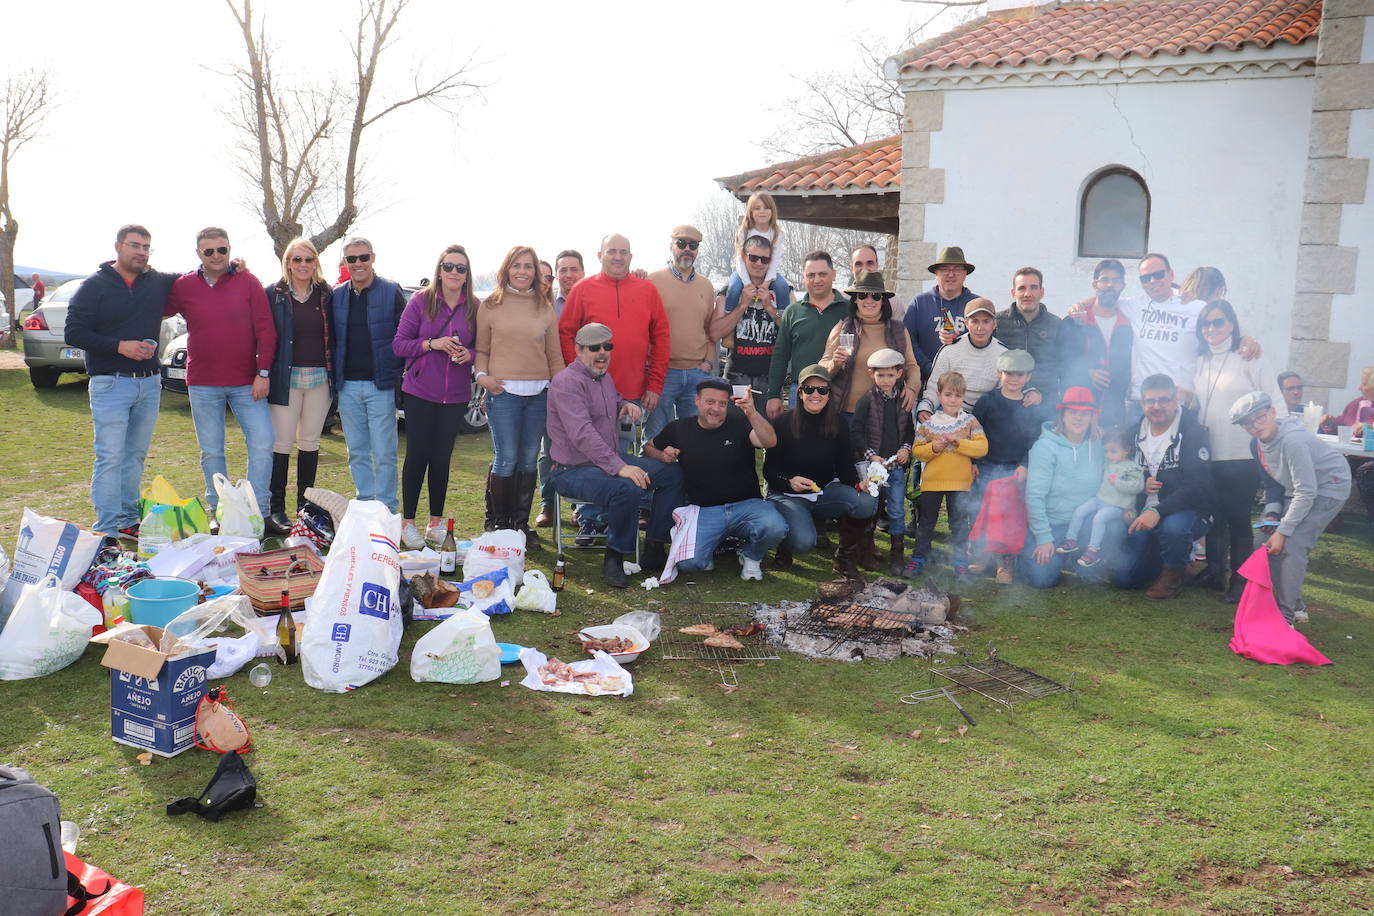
[2,367,1372,914]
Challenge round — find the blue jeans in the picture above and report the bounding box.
[552,458,686,554]
[1066,497,1127,550]
[769,483,877,554]
[338,379,399,511]
[880,466,908,536]
[88,374,161,533]
[1110,509,1206,588]
[724,273,792,312]
[644,367,709,443]
[675,498,787,569]
[537,434,555,509]
[486,390,547,476]
[575,402,641,527]
[1018,522,1119,588]
[188,384,274,516]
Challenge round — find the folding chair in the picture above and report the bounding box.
[551,419,643,564]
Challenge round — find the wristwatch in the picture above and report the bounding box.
[257,369,269,378]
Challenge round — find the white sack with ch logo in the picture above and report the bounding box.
[301,500,403,693]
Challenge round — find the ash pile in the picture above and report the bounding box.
[752,578,965,661]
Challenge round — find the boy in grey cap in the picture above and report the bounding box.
[1232,391,1350,624]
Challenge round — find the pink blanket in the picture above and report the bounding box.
[1228,548,1332,666]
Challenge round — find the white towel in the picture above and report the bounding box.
[657,505,701,585]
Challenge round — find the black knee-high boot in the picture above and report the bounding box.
[295,449,319,511]
[265,452,293,535]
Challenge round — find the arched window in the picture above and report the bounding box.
[1078,167,1150,258]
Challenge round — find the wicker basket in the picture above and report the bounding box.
[235,546,324,614]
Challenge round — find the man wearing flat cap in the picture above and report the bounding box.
[547,323,686,587]
[646,224,720,442]
[916,299,1006,420]
[902,245,981,381]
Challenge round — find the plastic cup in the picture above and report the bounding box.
[249,663,273,687]
[838,332,856,350]
[1336,425,1353,444]
[731,384,749,400]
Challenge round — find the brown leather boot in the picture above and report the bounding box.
[1145,566,1185,600]
[858,517,882,572]
[832,517,865,580]
[887,535,905,577]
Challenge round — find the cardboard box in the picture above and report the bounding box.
[90,624,217,757]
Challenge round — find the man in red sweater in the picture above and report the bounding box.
[558,232,670,454]
[165,227,276,521]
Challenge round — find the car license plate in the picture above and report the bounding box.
[61,347,84,360]
[166,368,186,380]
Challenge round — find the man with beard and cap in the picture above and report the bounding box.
[902,245,980,381]
[1111,374,1212,599]
[645,225,719,442]
[1060,259,1133,428]
[1232,390,1350,625]
[547,323,685,586]
[643,377,787,582]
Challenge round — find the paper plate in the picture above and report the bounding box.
[497,643,524,665]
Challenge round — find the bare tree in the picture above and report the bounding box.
[224,0,480,257]
[0,69,53,341]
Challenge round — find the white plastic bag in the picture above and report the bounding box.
[410,608,501,684]
[462,529,526,581]
[614,610,661,642]
[213,473,265,538]
[1,509,104,625]
[513,570,557,614]
[456,568,514,616]
[518,647,633,697]
[0,575,102,680]
[300,499,403,692]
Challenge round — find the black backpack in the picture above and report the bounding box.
[0,764,68,916]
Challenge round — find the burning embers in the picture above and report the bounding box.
[753,578,965,661]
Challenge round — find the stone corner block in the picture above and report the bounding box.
[1307,111,1351,159]
[1313,63,1374,113]
[1299,203,1344,246]
[904,90,944,133]
[900,167,945,205]
[1287,339,1352,390]
[1295,244,1359,295]
[1304,158,1369,205]
[1317,16,1366,67]
[1321,0,1374,19]
[1291,292,1334,338]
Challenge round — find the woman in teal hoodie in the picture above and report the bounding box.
[1019,386,1107,588]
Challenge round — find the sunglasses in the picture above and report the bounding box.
[746,254,771,265]
[1140,269,1168,283]
[201,246,229,257]
[799,385,830,395]
[1198,317,1229,330]
[290,255,316,264]
[345,253,373,264]
[852,292,885,302]
[440,262,469,274]
[674,239,700,251]
[583,342,614,353]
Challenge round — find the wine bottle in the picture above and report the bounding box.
[439,518,457,574]
[277,589,298,665]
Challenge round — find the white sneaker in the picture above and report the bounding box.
[400,521,424,550]
[1293,608,1309,624]
[740,557,763,581]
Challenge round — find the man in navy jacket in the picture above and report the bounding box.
[901,245,979,382]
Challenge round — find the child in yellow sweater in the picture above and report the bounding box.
[909,371,988,580]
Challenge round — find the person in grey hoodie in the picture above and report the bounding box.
[1231,391,1350,624]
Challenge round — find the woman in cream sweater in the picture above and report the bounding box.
[475,246,564,543]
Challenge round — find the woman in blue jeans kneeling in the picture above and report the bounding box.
[474,245,564,546]
[761,364,877,577]
[1020,387,1115,587]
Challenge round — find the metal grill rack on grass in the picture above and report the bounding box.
[657,606,780,688]
[900,654,1077,724]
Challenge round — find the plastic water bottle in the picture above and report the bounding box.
[137,505,173,559]
[102,578,128,628]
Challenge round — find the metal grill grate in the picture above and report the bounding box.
[657,611,780,661]
[899,655,1076,722]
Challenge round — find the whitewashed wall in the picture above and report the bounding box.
[920,74,1314,376]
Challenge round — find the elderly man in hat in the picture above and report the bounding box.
[547,322,686,587]
[902,245,980,380]
[916,299,1007,420]
[643,377,786,582]
[1232,390,1350,624]
[645,224,720,442]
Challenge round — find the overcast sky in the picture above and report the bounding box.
[6,0,937,286]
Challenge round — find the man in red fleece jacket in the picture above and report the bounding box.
[558,232,670,455]
[165,227,276,520]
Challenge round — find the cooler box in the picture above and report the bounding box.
[90,624,217,757]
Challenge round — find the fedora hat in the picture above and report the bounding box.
[927,246,975,276]
[843,270,894,299]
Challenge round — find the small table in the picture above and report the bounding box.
[1315,432,1372,460]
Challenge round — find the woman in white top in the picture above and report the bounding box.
[1192,298,1285,600]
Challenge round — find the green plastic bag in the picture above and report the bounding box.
[139,475,211,540]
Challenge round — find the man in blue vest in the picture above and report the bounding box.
[332,236,406,511]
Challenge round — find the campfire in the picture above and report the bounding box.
[752,578,964,661]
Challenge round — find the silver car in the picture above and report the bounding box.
[22,278,185,388]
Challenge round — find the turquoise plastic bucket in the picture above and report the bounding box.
[126,578,201,628]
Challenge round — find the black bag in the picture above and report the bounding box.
[166,751,257,822]
[0,764,69,916]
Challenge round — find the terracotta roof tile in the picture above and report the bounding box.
[895,0,1321,73]
[716,136,902,195]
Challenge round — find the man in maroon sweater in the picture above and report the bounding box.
[165,227,276,520]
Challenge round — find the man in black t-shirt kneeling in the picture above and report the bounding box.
[643,377,787,581]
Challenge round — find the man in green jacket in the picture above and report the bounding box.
[994,266,1063,403]
[765,251,849,419]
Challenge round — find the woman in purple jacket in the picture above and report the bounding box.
[392,245,478,548]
